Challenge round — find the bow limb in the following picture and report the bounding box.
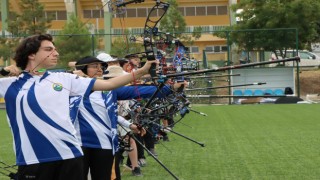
[143,1,170,77]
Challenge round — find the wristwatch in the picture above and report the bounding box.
[0,67,10,76]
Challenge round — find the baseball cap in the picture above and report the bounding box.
[104,66,128,78]
[97,53,118,63]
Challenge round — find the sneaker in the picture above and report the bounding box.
[132,167,142,176]
[138,158,147,167]
[163,127,171,133]
[163,135,169,142]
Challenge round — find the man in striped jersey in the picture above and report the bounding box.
[0,34,155,180]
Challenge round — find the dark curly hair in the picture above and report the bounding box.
[13,34,53,70]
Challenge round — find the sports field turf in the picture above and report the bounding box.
[1,104,320,179]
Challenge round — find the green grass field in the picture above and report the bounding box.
[1,104,320,180]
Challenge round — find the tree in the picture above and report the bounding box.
[216,0,320,59]
[0,38,19,65]
[0,0,52,65]
[158,0,201,56]
[54,14,96,68]
[7,0,52,35]
[159,0,186,37]
[110,34,143,57]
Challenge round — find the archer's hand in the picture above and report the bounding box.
[73,70,87,77]
[4,65,21,76]
[130,124,146,136]
[173,80,188,91]
[139,60,158,75]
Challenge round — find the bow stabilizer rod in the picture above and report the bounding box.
[162,57,300,78]
[185,82,266,91]
[186,95,286,98]
[186,74,241,79]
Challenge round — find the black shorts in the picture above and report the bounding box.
[82,147,114,180]
[17,156,83,180]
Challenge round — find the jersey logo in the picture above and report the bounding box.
[53,83,63,91]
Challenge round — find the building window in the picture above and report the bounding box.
[92,10,101,18]
[202,26,210,32]
[137,8,147,17]
[130,28,144,34]
[186,7,195,16]
[217,6,228,15]
[57,11,67,20]
[205,46,227,53]
[114,11,125,18]
[47,29,62,35]
[112,28,123,35]
[109,5,228,18]
[221,46,228,52]
[148,8,158,17]
[108,5,227,18]
[205,46,214,53]
[126,9,137,17]
[207,6,217,15]
[212,26,227,31]
[46,11,57,20]
[83,10,91,18]
[178,7,185,16]
[214,46,220,52]
[187,46,199,53]
[83,10,104,18]
[196,7,206,16]
[185,26,192,33]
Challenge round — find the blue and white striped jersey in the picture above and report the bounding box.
[72,85,172,153]
[0,72,95,165]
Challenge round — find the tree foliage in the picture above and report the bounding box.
[157,0,201,56]
[54,14,96,68]
[0,0,51,64]
[159,0,186,37]
[110,33,143,57]
[7,0,52,35]
[216,0,320,58]
[0,38,19,64]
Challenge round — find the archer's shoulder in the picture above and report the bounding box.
[48,71,82,79]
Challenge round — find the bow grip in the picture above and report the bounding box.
[149,62,157,78]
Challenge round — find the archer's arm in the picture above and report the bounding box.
[92,60,156,91]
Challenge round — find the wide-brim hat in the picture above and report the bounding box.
[104,66,128,77]
[125,54,139,59]
[75,56,107,71]
[97,53,118,63]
